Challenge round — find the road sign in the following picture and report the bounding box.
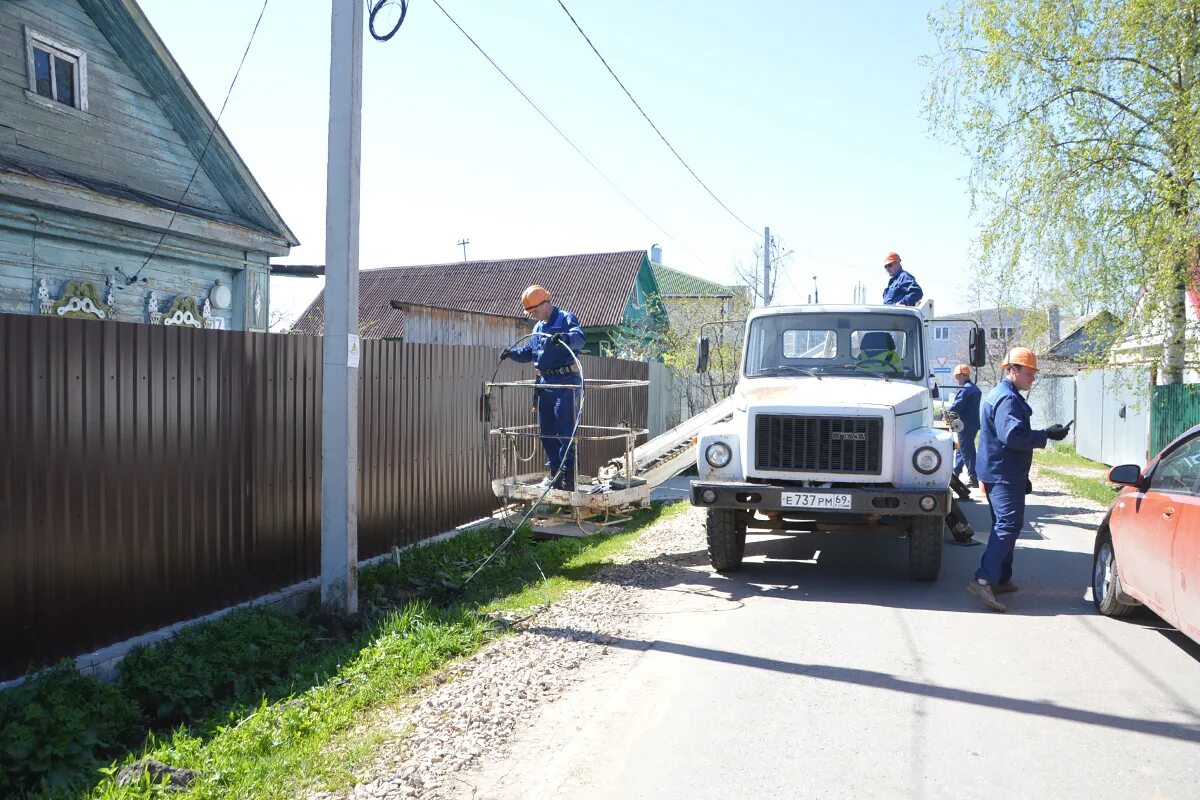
[936,356,948,367]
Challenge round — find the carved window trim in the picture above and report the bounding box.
[25,26,88,112]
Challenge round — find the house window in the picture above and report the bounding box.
[989,326,1014,341]
[932,326,950,341]
[25,28,87,111]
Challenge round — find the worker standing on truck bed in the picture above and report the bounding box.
[500,285,586,491]
[949,364,982,488]
[881,252,924,306]
[968,347,1071,612]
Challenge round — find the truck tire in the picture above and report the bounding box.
[908,516,943,581]
[706,508,747,573]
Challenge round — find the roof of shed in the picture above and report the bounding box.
[650,263,736,297]
[292,250,651,338]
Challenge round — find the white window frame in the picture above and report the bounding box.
[932,325,950,341]
[25,27,88,112]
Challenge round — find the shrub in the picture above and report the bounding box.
[117,607,317,727]
[0,662,140,796]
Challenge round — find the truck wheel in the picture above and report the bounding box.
[908,517,943,581]
[707,509,747,573]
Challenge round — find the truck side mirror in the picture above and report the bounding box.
[696,336,710,374]
[969,327,987,368]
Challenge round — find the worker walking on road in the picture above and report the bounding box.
[967,347,1071,612]
[501,285,586,491]
[949,364,982,488]
[881,252,923,307]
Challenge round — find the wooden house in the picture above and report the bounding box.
[0,0,296,331]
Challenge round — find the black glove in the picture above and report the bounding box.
[1046,423,1070,441]
[499,349,512,361]
[1025,479,1033,495]
[547,332,565,347]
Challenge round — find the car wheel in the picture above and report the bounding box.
[1093,532,1137,617]
[706,509,747,573]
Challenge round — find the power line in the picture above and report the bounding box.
[122,0,271,286]
[428,0,715,269]
[555,0,759,238]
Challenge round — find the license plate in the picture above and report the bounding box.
[781,492,852,510]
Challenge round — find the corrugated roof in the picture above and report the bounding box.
[650,262,735,297]
[293,250,649,338]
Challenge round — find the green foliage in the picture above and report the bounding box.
[1039,465,1122,506]
[926,0,1200,378]
[0,663,140,796]
[10,502,683,800]
[117,608,317,727]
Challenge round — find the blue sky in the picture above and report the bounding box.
[138,0,977,325]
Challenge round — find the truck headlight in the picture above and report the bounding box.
[913,446,941,475]
[705,442,732,468]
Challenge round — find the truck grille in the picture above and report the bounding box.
[754,414,883,474]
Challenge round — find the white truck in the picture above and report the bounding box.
[690,302,985,580]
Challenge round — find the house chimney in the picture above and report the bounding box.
[1047,304,1061,343]
[650,243,663,263]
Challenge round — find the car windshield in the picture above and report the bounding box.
[743,311,924,380]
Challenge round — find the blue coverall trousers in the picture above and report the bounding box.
[954,430,979,482]
[975,481,1025,585]
[537,380,579,482]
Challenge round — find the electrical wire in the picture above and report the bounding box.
[426,0,718,271]
[554,0,759,238]
[367,0,409,41]
[121,0,270,286]
[467,331,587,587]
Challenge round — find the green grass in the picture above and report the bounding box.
[1034,443,1108,473]
[1038,467,1121,507]
[38,501,685,800]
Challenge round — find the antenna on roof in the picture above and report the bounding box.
[458,238,470,261]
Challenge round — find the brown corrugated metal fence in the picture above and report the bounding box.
[0,314,647,680]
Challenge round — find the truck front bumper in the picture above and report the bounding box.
[690,481,949,517]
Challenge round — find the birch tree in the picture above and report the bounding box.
[927,0,1200,382]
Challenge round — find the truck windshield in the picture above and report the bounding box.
[743,312,925,380]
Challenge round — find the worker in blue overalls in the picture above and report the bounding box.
[968,347,1070,611]
[501,285,586,491]
[948,364,982,488]
[881,252,924,306]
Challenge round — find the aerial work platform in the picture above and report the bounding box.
[486,377,734,523]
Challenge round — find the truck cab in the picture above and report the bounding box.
[691,302,984,580]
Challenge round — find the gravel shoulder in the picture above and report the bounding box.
[313,503,709,800]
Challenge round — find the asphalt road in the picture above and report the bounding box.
[462,485,1200,800]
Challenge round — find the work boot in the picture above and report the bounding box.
[967,581,1007,612]
[994,581,1019,594]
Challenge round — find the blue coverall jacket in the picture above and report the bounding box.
[976,378,1048,485]
[948,378,982,481]
[508,307,586,479]
[882,269,923,306]
[974,378,1048,585]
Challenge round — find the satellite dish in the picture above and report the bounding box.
[210,282,232,310]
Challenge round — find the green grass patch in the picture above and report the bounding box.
[1034,443,1108,473]
[1039,466,1121,507]
[11,501,684,800]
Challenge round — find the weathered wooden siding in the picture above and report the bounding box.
[0,195,278,328]
[395,304,530,348]
[0,0,232,216]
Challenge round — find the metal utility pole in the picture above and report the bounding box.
[762,226,772,306]
[320,0,364,614]
[457,238,470,261]
[812,275,819,304]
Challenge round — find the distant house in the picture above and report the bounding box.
[648,244,748,324]
[0,0,296,331]
[1044,310,1122,368]
[1110,282,1200,381]
[292,250,669,355]
[927,306,1066,398]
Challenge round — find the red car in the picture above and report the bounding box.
[1093,424,1200,644]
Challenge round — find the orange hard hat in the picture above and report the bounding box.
[521,285,550,311]
[884,252,901,265]
[952,364,971,378]
[1001,347,1039,371]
